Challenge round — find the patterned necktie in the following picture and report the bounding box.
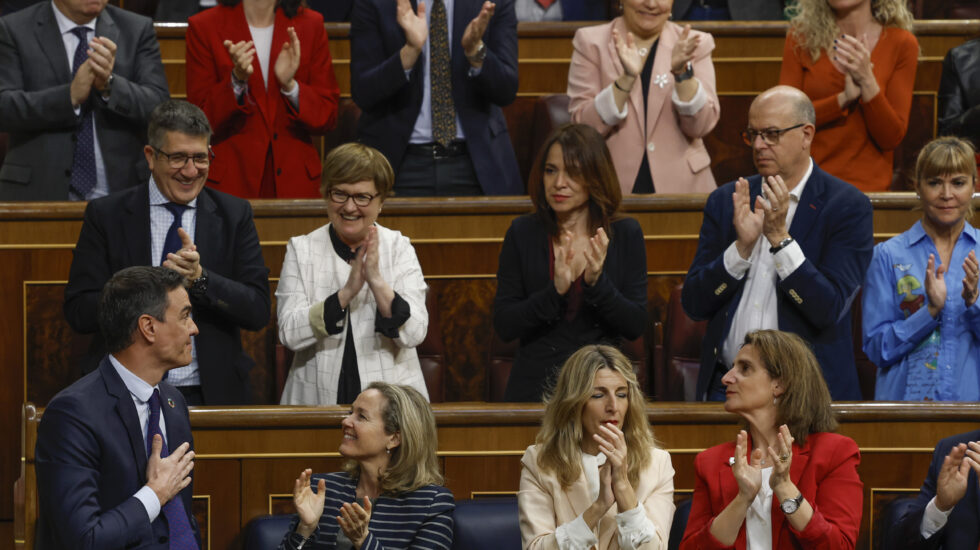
[69,26,96,199]
[429,0,456,148]
[161,203,189,267]
[146,389,199,550]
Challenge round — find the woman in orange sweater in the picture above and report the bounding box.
[779,0,917,192]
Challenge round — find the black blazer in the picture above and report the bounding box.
[35,357,199,549]
[938,38,980,147]
[349,0,523,195]
[493,214,648,401]
[63,184,271,404]
[891,429,980,549]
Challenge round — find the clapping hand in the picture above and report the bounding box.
[583,228,609,287]
[553,231,582,295]
[595,423,637,510]
[670,24,700,74]
[925,253,947,318]
[293,469,326,538]
[338,497,373,549]
[223,39,256,82]
[833,34,879,100]
[733,177,763,259]
[759,175,790,247]
[961,250,979,307]
[87,37,117,93]
[732,430,763,503]
[462,1,495,60]
[274,27,301,92]
[612,27,643,78]
[767,424,795,491]
[164,228,203,283]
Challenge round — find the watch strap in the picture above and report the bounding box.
[769,237,794,254]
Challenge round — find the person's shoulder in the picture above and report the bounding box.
[43,368,108,421]
[292,6,326,26]
[884,26,918,48]
[521,443,542,464]
[189,3,233,26]
[815,166,871,206]
[807,431,859,454]
[375,223,410,245]
[103,3,153,26]
[574,19,614,41]
[201,187,254,216]
[1,2,47,27]
[611,215,642,234]
[949,38,980,61]
[934,429,980,454]
[509,213,542,233]
[695,440,736,468]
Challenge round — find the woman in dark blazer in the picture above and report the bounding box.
[680,330,863,549]
[281,382,454,549]
[186,0,340,198]
[493,123,647,402]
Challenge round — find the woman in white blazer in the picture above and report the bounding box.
[277,144,428,405]
[519,345,675,549]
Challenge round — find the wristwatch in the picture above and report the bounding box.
[673,61,694,82]
[467,41,487,64]
[780,492,804,514]
[769,237,794,254]
[189,268,209,296]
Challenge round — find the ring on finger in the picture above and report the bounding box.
[779,453,790,462]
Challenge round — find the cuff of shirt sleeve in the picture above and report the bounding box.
[921,496,952,539]
[902,299,942,339]
[723,241,752,280]
[307,300,328,339]
[375,292,411,338]
[281,80,299,109]
[322,293,347,336]
[595,84,629,126]
[671,79,706,116]
[555,514,599,550]
[231,77,248,101]
[773,240,805,280]
[136,485,161,523]
[468,65,483,78]
[615,504,657,548]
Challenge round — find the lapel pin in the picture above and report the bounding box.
[654,73,669,89]
[728,456,735,467]
[809,204,817,210]
[168,398,175,408]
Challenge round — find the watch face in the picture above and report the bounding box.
[781,495,802,514]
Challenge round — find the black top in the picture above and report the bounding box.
[323,226,411,403]
[632,39,659,194]
[493,215,648,401]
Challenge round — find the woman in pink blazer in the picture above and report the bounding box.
[186,0,340,198]
[568,0,719,195]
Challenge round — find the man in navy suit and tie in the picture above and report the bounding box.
[37,266,200,550]
[682,85,874,401]
[889,430,980,549]
[64,99,271,405]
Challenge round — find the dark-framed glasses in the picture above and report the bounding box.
[154,146,214,169]
[741,123,806,146]
[329,189,378,207]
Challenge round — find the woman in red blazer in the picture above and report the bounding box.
[680,330,863,549]
[186,0,340,198]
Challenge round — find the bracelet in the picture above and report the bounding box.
[614,79,631,93]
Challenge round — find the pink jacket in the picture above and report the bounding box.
[569,19,719,195]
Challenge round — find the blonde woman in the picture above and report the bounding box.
[519,345,675,549]
[779,0,918,192]
[282,382,453,549]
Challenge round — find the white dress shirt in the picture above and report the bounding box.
[746,467,774,550]
[919,496,953,538]
[721,159,814,368]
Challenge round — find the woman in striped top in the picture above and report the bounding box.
[280,382,454,550]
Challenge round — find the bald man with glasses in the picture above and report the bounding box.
[681,85,874,402]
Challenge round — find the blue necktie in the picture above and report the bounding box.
[146,389,199,550]
[161,203,189,267]
[69,26,96,199]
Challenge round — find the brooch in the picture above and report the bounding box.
[168,398,176,408]
[654,73,669,89]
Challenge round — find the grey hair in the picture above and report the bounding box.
[147,100,212,150]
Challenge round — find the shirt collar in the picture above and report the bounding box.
[149,176,197,208]
[51,1,97,33]
[786,158,814,203]
[328,224,360,262]
[908,219,980,246]
[108,354,157,404]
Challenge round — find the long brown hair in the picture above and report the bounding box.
[528,123,622,238]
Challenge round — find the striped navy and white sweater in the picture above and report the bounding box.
[279,471,455,550]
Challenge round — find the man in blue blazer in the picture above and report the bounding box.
[889,429,980,549]
[37,266,200,550]
[682,86,873,401]
[350,0,523,196]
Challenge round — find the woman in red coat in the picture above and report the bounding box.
[680,330,863,549]
[186,0,340,198]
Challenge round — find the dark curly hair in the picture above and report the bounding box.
[218,0,304,18]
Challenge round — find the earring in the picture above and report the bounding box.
[773,396,779,405]
[386,447,391,455]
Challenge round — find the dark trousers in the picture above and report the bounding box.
[395,142,484,197]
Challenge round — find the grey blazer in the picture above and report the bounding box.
[0,3,169,200]
[674,0,784,20]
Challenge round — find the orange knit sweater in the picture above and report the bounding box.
[779,28,919,192]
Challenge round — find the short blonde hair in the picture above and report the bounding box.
[320,143,395,200]
[787,0,914,61]
[741,330,837,445]
[343,383,443,494]
[535,345,654,489]
[914,136,978,219]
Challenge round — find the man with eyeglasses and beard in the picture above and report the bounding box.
[681,85,873,402]
[64,99,270,406]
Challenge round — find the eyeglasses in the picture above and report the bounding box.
[741,123,806,146]
[154,147,214,169]
[329,189,378,207]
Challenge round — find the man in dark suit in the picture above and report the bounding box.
[64,99,271,405]
[350,0,523,196]
[889,430,980,549]
[682,85,873,401]
[0,0,169,200]
[37,266,200,550]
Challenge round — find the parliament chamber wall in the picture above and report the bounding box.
[4,18,980,549]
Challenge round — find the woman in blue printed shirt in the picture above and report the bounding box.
[280,382,454,549]
[863,136,980,400]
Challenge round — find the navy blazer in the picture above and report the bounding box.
[63,184,271,405]
[350,0,523,195]
[891,429,980,549]
[681,164,874,400]
[35,357,198,550]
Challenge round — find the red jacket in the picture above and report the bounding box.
[681,431,863,550]
[186,4,339,198]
